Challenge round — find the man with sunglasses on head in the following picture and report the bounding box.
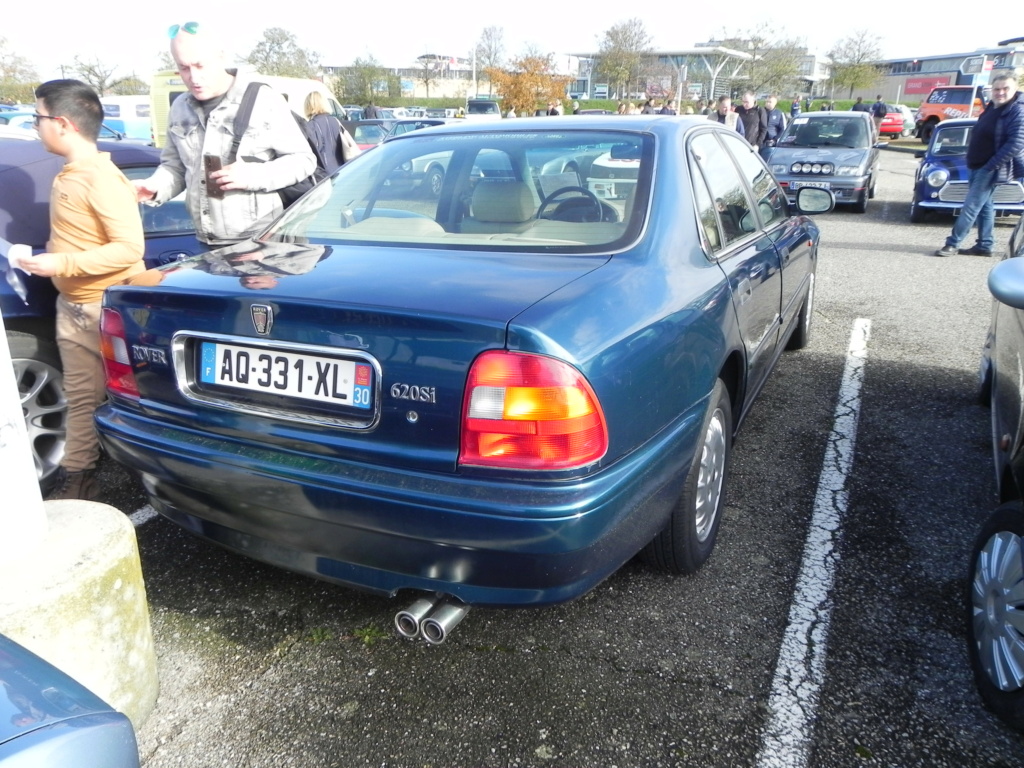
[17,79,145,500]
[134,22,315,246]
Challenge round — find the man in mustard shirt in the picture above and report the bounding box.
[19,80,145,500]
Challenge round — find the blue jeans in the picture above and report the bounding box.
[946,167,996,250]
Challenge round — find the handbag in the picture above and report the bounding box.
[339,127,362,164]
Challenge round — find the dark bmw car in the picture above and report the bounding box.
[911,118,1024,223]
[94,116,831,639]
[972,215,1024,731]
[766,110,884,213]
[1,137,202,488]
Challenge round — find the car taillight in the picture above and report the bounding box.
[460,351,608,470]
[100,308,139,399]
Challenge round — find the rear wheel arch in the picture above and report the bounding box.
[717,351,744,433]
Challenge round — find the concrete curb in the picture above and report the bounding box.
[0,499,159,730]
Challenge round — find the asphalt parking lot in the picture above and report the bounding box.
[93,142,1024,767]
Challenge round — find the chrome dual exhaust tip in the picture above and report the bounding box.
[394,593,469,644]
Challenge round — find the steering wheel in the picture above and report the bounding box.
[537,186,604,222]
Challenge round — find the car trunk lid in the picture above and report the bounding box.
[107,240,608,473]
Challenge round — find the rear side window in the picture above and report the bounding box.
[928,88,973,105]
[468,101,500,115]
[689,132,756,248]
[719,133,786,229]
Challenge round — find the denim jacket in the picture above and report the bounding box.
[148,71,316,245]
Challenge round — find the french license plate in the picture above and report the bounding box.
[199,342,373,410]
[792,181,830,190]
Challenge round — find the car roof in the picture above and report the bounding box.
[0,138,161,247]
[386,114,710,136]
[797,110,871,118]
[935,118,977,128]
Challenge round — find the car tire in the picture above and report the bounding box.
[641,379,731,575]
[917,199,933,224]
[9,330,66,490]
[868,176,876,199]
[978,352,993,407]
[786,274,814,351]
[967,502,1024,731]
[425,166,444,198]
[920,122,936,144]
[853,189,869,214]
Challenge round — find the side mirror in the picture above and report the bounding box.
[989,257,1024,309]
[794,186,835,215]
[914,150,925,159]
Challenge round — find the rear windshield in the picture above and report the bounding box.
[264,129,653,254]
[467,101,500,115]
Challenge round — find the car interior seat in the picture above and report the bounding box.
[841,121,866,146]
[461,181,536,233]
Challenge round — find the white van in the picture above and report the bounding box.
[251,75,346,121]
[149,70,346,148]
[99,95,153,143]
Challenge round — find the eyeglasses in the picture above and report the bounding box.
[168,21,199,38]
[32,114,62,127]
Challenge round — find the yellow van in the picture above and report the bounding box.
[150,70,346,148]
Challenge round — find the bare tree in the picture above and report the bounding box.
[71,56,120,95]
[721,24,805,96]
[155,50,176,72]
[474,26,505,96]
[828,30,883,98]
[0,37,38,103]
[246,27,320,79]
[109,75,148,96]
[596,18,653,99]
[416,57,443,98]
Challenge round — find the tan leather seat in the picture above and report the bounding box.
[461,181,536,233]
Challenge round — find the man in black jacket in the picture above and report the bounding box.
[935,75,1024,257]
[735,92,767,150]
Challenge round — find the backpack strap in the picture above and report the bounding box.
[228,82,265,163]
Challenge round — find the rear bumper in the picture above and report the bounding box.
[96,403,703,606]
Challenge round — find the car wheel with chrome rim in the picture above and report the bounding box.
[968,502,1024,731]
[9,331,67,491]
[642,379,731,574]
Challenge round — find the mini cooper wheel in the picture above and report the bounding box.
[968,503,1024,731]
[910,199,929,224]
[642,379,732,574]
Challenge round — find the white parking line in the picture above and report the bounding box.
[130,504,158,527]
[755,318,871,768]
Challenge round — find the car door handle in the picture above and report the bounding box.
[736,277,753,303]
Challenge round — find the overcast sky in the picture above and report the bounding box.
[4,2,1007,83]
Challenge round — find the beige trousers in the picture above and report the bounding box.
[55,296,106,472]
